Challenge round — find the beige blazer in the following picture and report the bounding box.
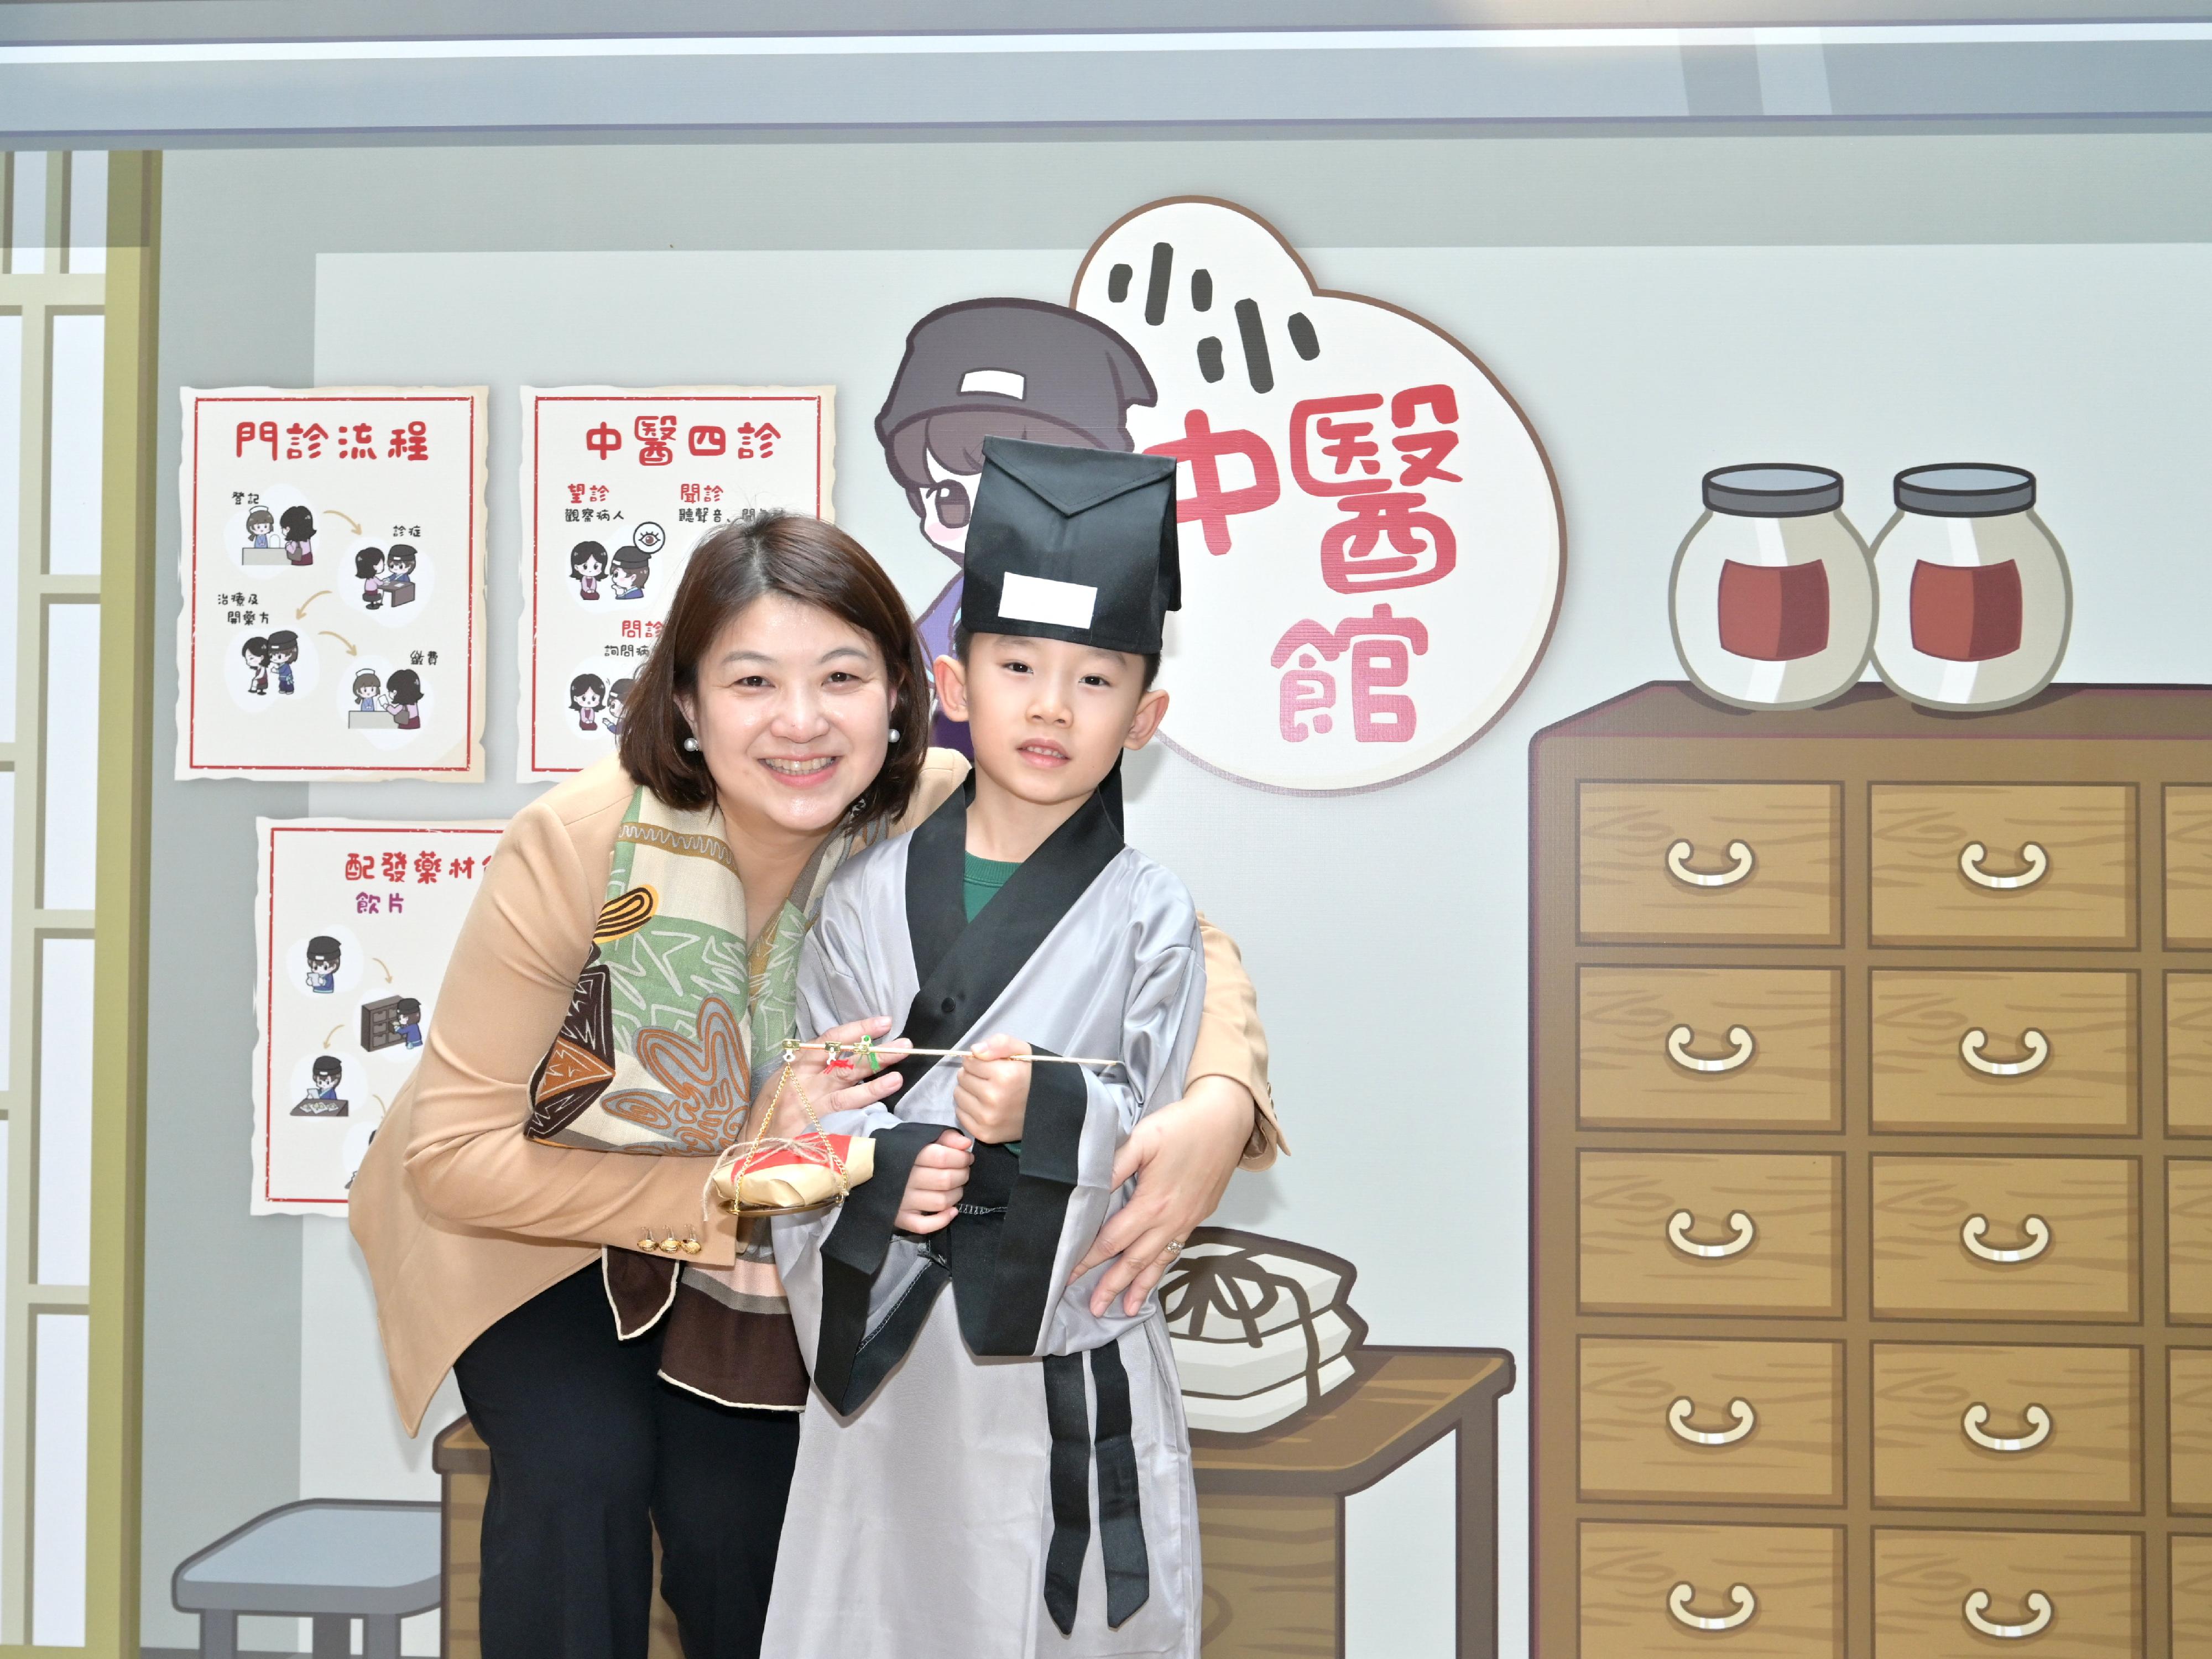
[351,752,1282,1433]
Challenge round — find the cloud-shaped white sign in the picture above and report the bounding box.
[1073,198,1563,792]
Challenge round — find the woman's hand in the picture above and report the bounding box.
[896,1129,974,1234]
[1070,1073,1258,1317]
[768,1015,908,1138]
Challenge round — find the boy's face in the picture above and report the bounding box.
[935,633,1167,811]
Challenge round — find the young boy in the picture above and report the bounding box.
[767,437,1203,1659]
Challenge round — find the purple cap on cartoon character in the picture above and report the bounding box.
[876,300,1157,748]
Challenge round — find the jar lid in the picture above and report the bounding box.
[1893,463,2036,517]
[1702,464,1844,519]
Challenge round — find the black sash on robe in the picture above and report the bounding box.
[810,769,1150,1630]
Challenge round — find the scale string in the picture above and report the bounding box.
[784,1038,1123,1071]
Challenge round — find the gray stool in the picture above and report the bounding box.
[173,1499,441,1659]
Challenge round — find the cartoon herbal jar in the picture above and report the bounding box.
[1670,464,1875,710]
[1870,464,2069,713]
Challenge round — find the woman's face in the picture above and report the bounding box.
[677,593,893,843]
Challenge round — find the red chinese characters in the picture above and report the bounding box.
[635,416,677,467]
[285,422,328,461]
[1290,384,1461,594]
[343,848,488,884]
[1269,605,1430,744]
[237,420,278,461]
[1144,410,1280,557]
[387,420,430,462]
[688,425,726,457]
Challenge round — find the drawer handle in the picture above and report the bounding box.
[1963,1402,2051,1453]
[1667,1024,1756,1074]
[1667,838,1755,889]
[1960,1027,2050,1077]
[1960,839,2049,890]
[1964,1589,2053,1640]
[1668,1396,1756,1446]
[1668,1582,1756,1632]
[1961,1213,2051,1263]
[1669,1209,1756,1259]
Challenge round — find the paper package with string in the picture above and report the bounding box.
[1160,1227,1370,1433]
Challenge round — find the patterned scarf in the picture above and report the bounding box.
[528,783,883,1407]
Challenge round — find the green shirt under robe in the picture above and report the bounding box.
[963,852,1022,920]
[963,853,1025,1148]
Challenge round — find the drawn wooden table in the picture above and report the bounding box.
[1192,1346,1516,1659]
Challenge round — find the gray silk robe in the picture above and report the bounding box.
[764,781,1205,1659]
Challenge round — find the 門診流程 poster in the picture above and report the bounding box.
[176,387,488,780]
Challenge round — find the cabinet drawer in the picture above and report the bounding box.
[1580,1522,1843,1658]
[1579,968,1841,1131]
[1579,782,1841,946]
[1870,1157,2138,1323]
[1869,785,2136,948]
[2174,1162,2212,1324]
[2170,975,2212,1136]
[1580,1338,1842,1505]
[1873,1530,2141,1657]
[1870,972,2136,1135]
[2176,1536,2212,1651]
[1582,1152,1841,1317]
[1871,1344,2140,1511]
[2168,786,2212,947]
[2174,1350,2212,1512]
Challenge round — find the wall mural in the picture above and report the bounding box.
[177,189,2212,1659]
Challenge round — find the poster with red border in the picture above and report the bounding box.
[516,385,834,779]
[251,816,507,1215]
[176,387,488,780]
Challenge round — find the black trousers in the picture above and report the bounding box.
[455,1263,801,1659]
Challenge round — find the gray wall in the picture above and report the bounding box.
[146,132,2212,1652]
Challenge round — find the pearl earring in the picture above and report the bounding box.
[682,737,701,753]
[888,727,901,744]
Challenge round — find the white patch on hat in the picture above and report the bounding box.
[998,572,1097,632]
[959,368,1027,401]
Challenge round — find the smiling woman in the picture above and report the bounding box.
[348,509,1282,1659]
[620,513,931,846]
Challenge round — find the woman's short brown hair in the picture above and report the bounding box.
[619,512,930,828]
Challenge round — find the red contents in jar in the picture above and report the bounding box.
[1717,560,1831,661]
[1910,560,2022,662]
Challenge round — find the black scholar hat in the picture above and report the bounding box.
[962,436,1181,655]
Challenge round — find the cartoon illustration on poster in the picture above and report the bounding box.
[1070,197,1565,794]
[517,385,834,778]
[176,387,488,780]
[252,817,504,1214]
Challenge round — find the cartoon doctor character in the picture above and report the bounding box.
[875,298,1156,750]
[304,935,341,994]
